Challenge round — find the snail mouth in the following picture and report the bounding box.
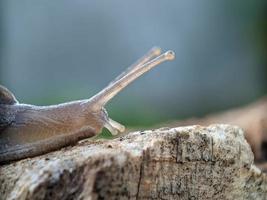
[104,118,125,135]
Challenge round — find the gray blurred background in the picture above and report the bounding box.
[0,0,266,127]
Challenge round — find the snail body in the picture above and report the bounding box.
[0,48,175,163]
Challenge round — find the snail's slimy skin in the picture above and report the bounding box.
[0,48,175,164]
[0,101,106,163]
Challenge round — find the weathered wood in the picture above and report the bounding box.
[0,124,267,200]
[168,96,267,162]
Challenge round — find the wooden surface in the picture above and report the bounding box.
[0,124,266,200]
[168,96,267,163]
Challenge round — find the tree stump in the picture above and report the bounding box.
[0,124,266,200]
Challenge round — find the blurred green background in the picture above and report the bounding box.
[0,1,266,131]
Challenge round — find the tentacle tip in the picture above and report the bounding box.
[165,50,175,60]
[104,118,125,136]
[118,125,125,133]
[152,46,162,56]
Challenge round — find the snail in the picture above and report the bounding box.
[0,47,175,163]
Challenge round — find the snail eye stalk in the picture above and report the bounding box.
[90,50,175,110]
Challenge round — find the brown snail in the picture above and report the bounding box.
[0,47,175,163]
